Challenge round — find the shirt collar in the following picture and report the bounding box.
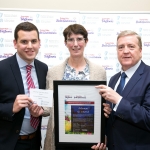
[16,53,35,68]
[121,60,141,79]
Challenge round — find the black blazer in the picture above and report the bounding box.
[0,54,48,150]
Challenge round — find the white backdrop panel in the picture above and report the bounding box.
[0,9,150,149]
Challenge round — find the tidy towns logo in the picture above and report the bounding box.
[136,19,150,23]
[39,29,57,34]
[102,42,116,47]
[0,53,13,59]
[56,17,76,23]
[44,53,56,58]
[0,28,12,33]
[20,16,33,21]
[102,65,113,70]
[102,18,113,23]
[143,42,150,47]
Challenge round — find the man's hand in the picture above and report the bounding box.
[103,103,112,118]
[91,143,106,150]
[96,85,122,104]
[13,95,33,113]
[29,104,43,117]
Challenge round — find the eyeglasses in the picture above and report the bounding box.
[66,37,85,44]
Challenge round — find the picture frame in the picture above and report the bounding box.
[53,80,106,148]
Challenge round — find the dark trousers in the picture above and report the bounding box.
[14,136,40,150]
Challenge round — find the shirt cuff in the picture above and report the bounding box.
[113,97,122,111]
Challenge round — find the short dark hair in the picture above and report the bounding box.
[63,24,88,41]
[14,22,39,41]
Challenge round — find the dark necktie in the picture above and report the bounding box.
[116,72,127,95]
[26,65,40,129]
[112,72,127,109]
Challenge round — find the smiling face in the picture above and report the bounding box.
[117,35,142,71]
[13,30,40,64]
[65,33,88,58]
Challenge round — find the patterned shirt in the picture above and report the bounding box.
[62,63,90,80]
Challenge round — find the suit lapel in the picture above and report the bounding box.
[34,60,42,89]
[122,61,145,97]
[10,55,25,94]
[109,72,121,90]
[108,72,121,121]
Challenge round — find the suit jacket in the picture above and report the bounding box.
[44,57,106,150]
[107,61,150,150]
[0,54,48,150]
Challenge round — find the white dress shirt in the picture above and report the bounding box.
[16,53,39,135]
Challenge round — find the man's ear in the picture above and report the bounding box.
[13,39,17,49]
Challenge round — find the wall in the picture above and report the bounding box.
[0,0,150,11]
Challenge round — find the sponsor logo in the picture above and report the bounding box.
[0,28,12,33]
[104,51,108,60]
[0,38,3,43]
[43,39,59,48]
[0,13,3,17]
[102,18,113,23]
[0,38,13,47]
[35,14,53,23]
[89,40,100,44]
[3,19,14,22]
[136,19,150,23]
[138,28,150,36]
[0,53,13,58]
[44,45,59,48]
[142,53,150,60]
[56,17,76,23]
[98,28,114,36]
[87,30,94,34]
[36,14,53,18]
[4,14,17,17]
[102,65,113,70]
[20,16,33,21]
[40,29,57,34]
[144,42,150,47]
[81,16,100,24]
[116,30,124,35]
[102,42,116,47]
[44,39,60,43]
[116,16,133,24]
[85,54,101,58]
[44,53,56,58]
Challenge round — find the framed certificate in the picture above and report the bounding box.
[53,80,106,148]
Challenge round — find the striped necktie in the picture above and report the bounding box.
[26,65,40,129]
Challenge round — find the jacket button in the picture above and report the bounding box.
[16,130,19,133]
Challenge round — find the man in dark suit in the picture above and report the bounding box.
[0,22,48,150]
[92,30,150,150]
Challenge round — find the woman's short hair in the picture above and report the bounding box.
[63,24,88,42]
